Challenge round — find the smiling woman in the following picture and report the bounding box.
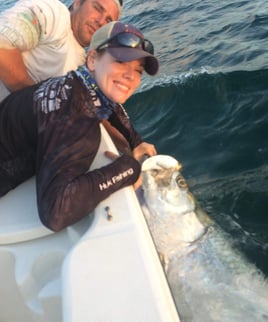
[87,21,158,103]
[0,21,159,232]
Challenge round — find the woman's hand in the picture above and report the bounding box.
[132,142,157,163]
[105,142,157,191]
[104,151,142,190]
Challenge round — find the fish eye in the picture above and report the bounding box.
[176,174,188,189]
[150,169,159,177]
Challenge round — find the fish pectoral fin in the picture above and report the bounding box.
[188,226,213,246]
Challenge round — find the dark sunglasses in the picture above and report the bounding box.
[96,32,154,55]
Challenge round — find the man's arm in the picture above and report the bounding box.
[0,47,34,91]
[0,0,68,92]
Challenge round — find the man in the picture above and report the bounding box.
[0,0,122,102]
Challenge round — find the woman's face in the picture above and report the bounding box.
[87,51,145,104]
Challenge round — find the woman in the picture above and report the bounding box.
[0,21,159,232]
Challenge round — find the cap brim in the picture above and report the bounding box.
[107,47,159,76]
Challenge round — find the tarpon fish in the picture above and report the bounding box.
[141,155,268,322]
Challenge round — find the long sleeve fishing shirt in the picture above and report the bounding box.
[0,71,142,231]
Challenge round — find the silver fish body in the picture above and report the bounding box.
[141,155,268,322]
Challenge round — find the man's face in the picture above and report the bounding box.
[71,0,120,47]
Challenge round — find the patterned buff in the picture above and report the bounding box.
[76,65,117,120]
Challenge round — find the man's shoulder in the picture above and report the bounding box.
[3,0,68,14]
[20,0,67,11]
[29,0,70,26]
[0,0,70,42]
[10,0,70,29]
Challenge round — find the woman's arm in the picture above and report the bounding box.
[36,117,141,232]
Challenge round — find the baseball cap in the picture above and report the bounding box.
[89,21,159,76]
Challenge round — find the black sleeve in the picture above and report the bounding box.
[36,115,141,232]
[108,104,143,150]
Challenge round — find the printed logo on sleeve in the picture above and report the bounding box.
[99,168,134,190]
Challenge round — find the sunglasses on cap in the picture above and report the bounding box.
[96,32,154,55]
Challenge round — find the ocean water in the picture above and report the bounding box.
[122,0,268,277]
[1,0,267,278]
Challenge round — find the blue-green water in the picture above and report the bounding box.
[1,0,267,276]
[124,0,268,277]
[127,70,268,275]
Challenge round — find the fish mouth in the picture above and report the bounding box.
[142,155,181,172]
[142,155,183,188]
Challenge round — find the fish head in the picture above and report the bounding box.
[141,155,189,209]
[141,155,182,196]
[141,155,207,254]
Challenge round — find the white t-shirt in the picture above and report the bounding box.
[0,0,86,102]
